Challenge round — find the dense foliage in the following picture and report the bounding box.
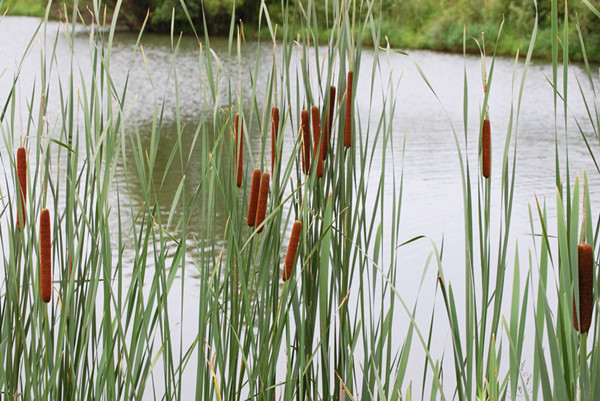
[3,0,600,59]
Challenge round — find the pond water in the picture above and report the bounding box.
[1,15,599,398]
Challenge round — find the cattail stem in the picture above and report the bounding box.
[311,106,324,178]
[574,242,594,333]
[247,169,261,226]
[271,107,279,175]
[482,118,491,178]
[40,209,51,303]
[344,71,353,148]
[235,113,244,187]
[282,221,302,281]
[255,172,270,233]
[301,110,311,175]
[16,147,26,230]
[323,85,336,160]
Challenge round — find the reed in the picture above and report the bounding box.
[573,242,594,333]
[40,208,51,303]
[282,221,302,281]
[344,71,353,148]
[311,105,324,178]
[482,117,491,178]
[235,113,244,187]
[247,169,261,226]
[323,85,336,160]
[301,109,311,174]
[255,172,270,233]
[271,107,279,175]
[16,146,26,230]
[3,1,597,400]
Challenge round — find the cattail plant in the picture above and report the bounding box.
[344,71,353,148]
[40,208,51,303]
[282,220,302,281]
[311,106,324,178]
[574,242,594,333]
[323,85,336,160]
[271,107,279,175]
[255,172,270,233]
[16,147,26,230]
[482,118,491,178]
[247,169,261,226]
[235,113,244,187]
[301,109,311,175]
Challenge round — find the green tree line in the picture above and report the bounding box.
[3,0,600,60]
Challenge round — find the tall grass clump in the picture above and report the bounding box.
[528,0,600,399]
[429,5,539,400]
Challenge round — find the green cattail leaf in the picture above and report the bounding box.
[318,194,333,353]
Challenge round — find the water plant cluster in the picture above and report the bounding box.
[1,0,600,400]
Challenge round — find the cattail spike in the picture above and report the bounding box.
[234,113,239,160]
[574,242,594,333]
[40,209,51,303]
[311,106,324,178]
[235,113,244,187]
[282,221,302,281]
[323,85,336,160]
[344,71,353,148]
[482,118,491,178]
[301,110,311,175]
[16,147,26,230]
[255,172,270,233]
[271,107,279,175]
[247,169,262,226]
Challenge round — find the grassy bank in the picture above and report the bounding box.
[2,0,46,16]
[4,0,600,62]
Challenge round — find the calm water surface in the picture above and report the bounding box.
[1,15,599,398]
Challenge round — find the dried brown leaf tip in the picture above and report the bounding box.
[282,221,302,281]
[247,169,262,226]
[16,147,26,230]
[235,113,244,187]
[344,71,353,149]
[271,107,279,175]
[301,109,311,175]
[574,242,594,333]
[255,172,270,233]
[482,118,491,178]
[40,209,51,303]
[311,106,324,178]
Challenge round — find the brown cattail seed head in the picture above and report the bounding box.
[323,85,336,160]
[255,172,270,233]
[247,169,262,226]
[482,118,491,179]
[344,71,353,148]
[282,221,302,281]
[235,113,244,187]
[574,242,594,333]
[311,106,324,178]
[16,147,26,230]
[271,107,279,175]
[40,209,51,303]
[301,109,311,175]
